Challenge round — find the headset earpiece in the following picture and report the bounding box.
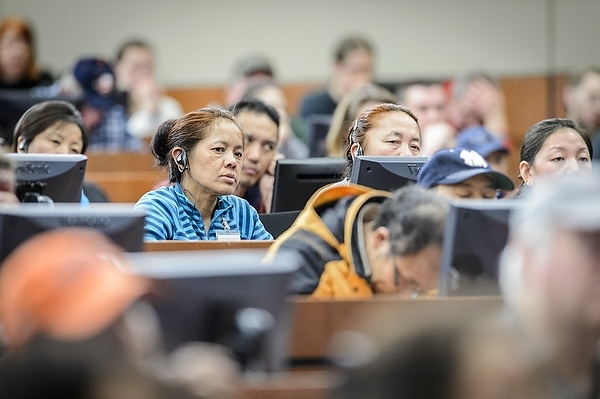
[176,150,188,172]
[353,143,363,157]
[18,139,28,153]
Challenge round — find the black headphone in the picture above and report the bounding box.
[176,151,188,172]
[353,143,363,157]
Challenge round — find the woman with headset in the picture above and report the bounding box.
[134,106,272,241]
[341,103,423,180]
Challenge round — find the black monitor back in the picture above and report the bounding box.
[128,250,297,372]
[5,153,86,203]
[349,156,428,192]
[438,200,522,296]
[0,204,145,262]
[271,157,345,212]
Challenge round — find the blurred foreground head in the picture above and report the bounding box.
[0,227,150,348]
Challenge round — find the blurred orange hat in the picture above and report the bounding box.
[0,227,150,348]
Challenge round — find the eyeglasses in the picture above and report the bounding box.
[391,253,420,299]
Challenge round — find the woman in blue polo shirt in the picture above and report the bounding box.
[134,106,272,241]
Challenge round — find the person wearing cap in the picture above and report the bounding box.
[456,125,511,176]
[499,172,600,398]
[417,148,514,200]
[114,39,184,140]
[73,58,145,152]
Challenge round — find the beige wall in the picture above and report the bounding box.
[1,0,599,87]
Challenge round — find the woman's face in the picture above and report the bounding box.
[0,29,30,80]
[360,111,421,157]
[182,118,244,197]
[18,121,84,154]
[521,128,591,187]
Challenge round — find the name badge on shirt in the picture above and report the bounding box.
[216,230,241,241]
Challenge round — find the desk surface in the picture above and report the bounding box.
[144,240,274,252]
[288,296,504,362]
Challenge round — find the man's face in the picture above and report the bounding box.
[115,46,154,90]
[402,84,448,128]
[434,174,498,200]
[525,229,600,332]
[335,48,373,96]
[237,111,278,188]
[367,226,441,297]
[568,72,600,132]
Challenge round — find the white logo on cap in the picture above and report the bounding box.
[460,149,488,168]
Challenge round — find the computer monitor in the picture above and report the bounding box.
[128,250,297,372]
[438,200,522,296]
[349,156,429,192]
[0,90,80,147]
[4,153,86,203]
[271,157,345,212]
[0,204,145,262]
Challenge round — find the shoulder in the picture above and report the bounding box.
[135,186,178,210]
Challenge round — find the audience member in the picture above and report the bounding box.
[499,173,600,399]
[326,84,397,157]
[72,58,146,152]
[397,79,457,156]
[0,16,53,89]
[299,36,374,121]
[114,39,183,140]
[241,78,309,158]
[12,100,109,203]
[446,72,509,140]
[134,107,272,241]
[342,103,422,179]
[515,118,592,197]
[225,53,275,107]
[456,125,511,176]
[230,98,279,213]
[417,148,514,200]
[267,184,448,298]
[562,66,600,158]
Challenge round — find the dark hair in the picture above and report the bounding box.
[151,106,243,183]
[520,118,593,165]
[567,66,600,88]
[230,97,281,129]
[116,39,152,61]
[374,185,448,257]
[395,79,445,103]
[342,103,420,178]
[0,17,39,81]
[334,36,373,63]
[13,100,88,153]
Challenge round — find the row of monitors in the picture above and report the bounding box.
[5,154,423,207]
[0,200,516,372]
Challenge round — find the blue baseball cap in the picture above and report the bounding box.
[456,126,509,158]
[73,58,117,110]
[417,148,514,190]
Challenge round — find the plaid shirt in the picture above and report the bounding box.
[87,105,146,152]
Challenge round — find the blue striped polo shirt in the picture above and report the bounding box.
[134,183,273,241]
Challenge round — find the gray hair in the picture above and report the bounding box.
[499,170,600,307]
[374,185,450,256]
